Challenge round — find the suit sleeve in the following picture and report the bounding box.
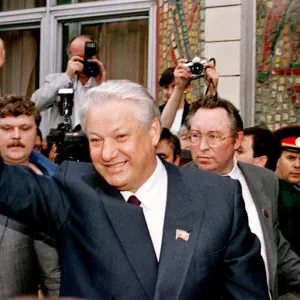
[32,72,72,111]
[0,157,70,237]
[223,181,269,300]
[34,239,60,297]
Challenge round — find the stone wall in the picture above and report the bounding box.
[256,0,300,131]
[156,0,205,104]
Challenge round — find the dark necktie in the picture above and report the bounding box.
[128,195,141,206]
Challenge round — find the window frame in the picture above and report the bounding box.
[0,0,156,96]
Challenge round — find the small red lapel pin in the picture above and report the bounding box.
[262,209,268,218]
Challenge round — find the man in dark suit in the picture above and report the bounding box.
[0,80,268,299]
[185,95,300,299]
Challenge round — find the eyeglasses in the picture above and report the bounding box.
[188,131,231,148]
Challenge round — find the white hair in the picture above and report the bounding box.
[80,80,160,132]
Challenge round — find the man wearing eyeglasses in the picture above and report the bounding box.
[184,94,300,299]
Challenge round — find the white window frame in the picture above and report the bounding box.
[0,0,156,96]
[240,0,256,126]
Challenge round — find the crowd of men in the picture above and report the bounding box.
[0,33,299,300]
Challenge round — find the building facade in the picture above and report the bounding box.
[0,0,298,131]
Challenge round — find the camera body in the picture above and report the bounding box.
[184,57,208,78]
[46,88,91,164]
[82,41,100,77]
[46,129,90,164]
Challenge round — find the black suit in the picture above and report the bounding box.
[0,159,269,299]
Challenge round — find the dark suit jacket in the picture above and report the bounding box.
[186,160,300,298]
[278,179,300,257]
[0,159,269,299]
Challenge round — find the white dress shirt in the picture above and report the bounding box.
[72,76,98,128]
[121,157,168,260]
[227,159,270,293]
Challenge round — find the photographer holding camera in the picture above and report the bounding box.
[160,58,218,135]
[32,35,106,136]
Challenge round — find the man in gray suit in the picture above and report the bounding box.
[32,34,105,136]
[185,94,300,299]
[0,93,60,298]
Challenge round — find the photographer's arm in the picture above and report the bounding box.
[32,73,73,111]
[32,56,83,111]
[160,60,191,129]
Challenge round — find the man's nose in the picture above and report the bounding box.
[295,158,300,168]
[101,140,119,162]
[12,127,20,139]
[198,136,210,151]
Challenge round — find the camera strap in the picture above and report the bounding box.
[204,58,218,97]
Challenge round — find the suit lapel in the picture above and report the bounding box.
[154,164,205,300]
[237,162,275,286]
[92,175,158,300]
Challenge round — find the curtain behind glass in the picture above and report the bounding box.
[82,19,148,87]
[0,0,45,11]
[0,29,39,97]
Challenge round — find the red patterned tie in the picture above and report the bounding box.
[128,195,141,206]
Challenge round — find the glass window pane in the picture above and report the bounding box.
[0,0,46,12]
[0,28,40,97]
[57,0,107,4]
[62,19,148,87]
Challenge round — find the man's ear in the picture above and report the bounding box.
[150,117,161,147]
[233,131,244,151]
[254,155,268,168]
[174,155,181,166]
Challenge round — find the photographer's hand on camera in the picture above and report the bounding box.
[174,59,191,91]
[92,59,106,84]
[204,61,219,96]
[66,56,84,80]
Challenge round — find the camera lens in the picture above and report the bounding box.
[83,60,100,77]
[191,62,204,75]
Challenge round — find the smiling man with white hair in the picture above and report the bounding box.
[0,80,268,299]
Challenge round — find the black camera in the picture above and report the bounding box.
[46,88,91,164]
[82,41,100,77]
[46,129,90,164]
[184,57,209,78]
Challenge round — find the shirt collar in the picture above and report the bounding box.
[120,157,166,209]
[224,156,238,179]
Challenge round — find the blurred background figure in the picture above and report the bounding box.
[34,128,43,152]
[274,125,300,259]
[236,126,282,171]
[275,126,300,185]
[178,124,191,150]
[155,127,181,166]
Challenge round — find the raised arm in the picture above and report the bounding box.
[0,157,70,236]
[160,60,191,129]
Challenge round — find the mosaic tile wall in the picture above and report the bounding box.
[256,0,300,131]
[157,0,205,104]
